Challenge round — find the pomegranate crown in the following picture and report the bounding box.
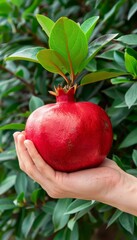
[49,85,77,102]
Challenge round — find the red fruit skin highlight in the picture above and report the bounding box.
[25,87,113,172]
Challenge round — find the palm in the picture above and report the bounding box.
[52,158,123,200]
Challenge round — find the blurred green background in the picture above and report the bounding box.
[0,0,137,239]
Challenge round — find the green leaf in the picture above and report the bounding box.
[132,149,137,167]
[54,224,79,240]
[31,188,42,204]
[0,149,16,162]
[111,77,131,85]
[6,47,44,63]
[67,201,96,231]
[125,48,137,77]
[114,51,125,69]
[102,0,125,23]
[49,17,88,75]
[117,34,137,45]
[0,1,12,14]
[125,83,137,108]
[22,212,36,238]
[0,123,25,131]
[119,128,137,148]
[81,16,99,41]
[0,198,15,212]
[53,228,70,240]
[128,3,137,20]
[11,0,24,7]
[114,101,136,108]
[15,172,28,195]
[0,175,16,195]
[31,214,53,239]
[29,95,44,112]
[99,50,114,60]
[22,0,41,18]
[86,33,118,64]
[37,49,68,78]
[107,209,122,228]
[42,201,56,214]
[119,213,134,235]
[52,198,72,231]
[70,222,79,240]
[36,14,54,37]
[81,70,126,85]
[13,192,26,207]
[65,200,95,214]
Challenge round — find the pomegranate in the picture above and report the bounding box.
[25,85,113,172]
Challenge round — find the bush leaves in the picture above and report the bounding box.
[6,47,44,63]
[125,82,137,108]
[81,16,99,41]
[81,70,126,85]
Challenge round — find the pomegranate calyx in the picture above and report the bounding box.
[49,85,77,103]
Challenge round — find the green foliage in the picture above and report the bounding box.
[0,0,137,239]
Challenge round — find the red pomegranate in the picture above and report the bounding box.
[25,86,113,172]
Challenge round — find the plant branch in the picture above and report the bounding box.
[0,64,35,94]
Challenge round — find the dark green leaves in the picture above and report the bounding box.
[0,198,15,212]
[6,47,44,63]
[81,70,126,85]
[132,150,137,167]
[119,213,134,235]
[0,175,16,195]
[107,210,122,228]
[117,34,137,45]
[53,198,72,231]
[22,212,36,238]
[86,33,118,64]
[125,83,137,108]
[128,3,137,20]
[119,128,137,148]
[29,95,44,112]
[49,17,88,77]
[65,200,96,215]
[108,211,135,234]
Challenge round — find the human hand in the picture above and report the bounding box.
[13,131,125,202]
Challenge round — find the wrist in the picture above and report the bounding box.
[104,171,137,216]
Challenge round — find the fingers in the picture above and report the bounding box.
[13,131,71,198]
[24,139,55,179]
[13,132,44,184]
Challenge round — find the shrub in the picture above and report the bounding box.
[0,0,137,239]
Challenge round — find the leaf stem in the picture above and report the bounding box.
[0,64,35,94]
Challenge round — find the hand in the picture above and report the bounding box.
[13,131,124,201]
[13,131,137,216]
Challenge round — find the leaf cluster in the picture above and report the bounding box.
[0,0,137,239]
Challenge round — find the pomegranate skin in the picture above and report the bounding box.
[25,88,113,172]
